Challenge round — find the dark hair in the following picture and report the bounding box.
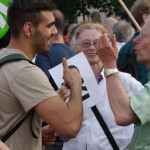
[63,25,70,36]
[90,11,102,23]
[69,24,79,42]
[7,0,56,37]
[53,9,65,35]
[130,0,150,27]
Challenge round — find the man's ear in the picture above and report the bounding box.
[23,22,34,37]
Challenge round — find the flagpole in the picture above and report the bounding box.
[118,0,141,31]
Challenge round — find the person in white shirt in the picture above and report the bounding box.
[65,22,143,150]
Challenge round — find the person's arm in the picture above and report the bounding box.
[96,34,139,126]
[35,58,83,139]
[0,141,9,150]
[106,73,138,125]
[42,86,71,144]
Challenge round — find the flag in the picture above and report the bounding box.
[0,0,10,39]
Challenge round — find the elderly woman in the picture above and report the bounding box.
[63,22,143,150]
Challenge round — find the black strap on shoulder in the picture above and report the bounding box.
[0,54,35,142]
[49,75,58,90]
[0,53,34,67]
[1,114,30,142]
[91,105,120,150]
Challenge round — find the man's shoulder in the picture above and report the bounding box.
[0,49,39,81]
[117,37,136,71]
[119,40,134,54]
[0,48,27,58]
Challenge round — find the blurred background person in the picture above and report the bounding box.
[112,20,134,51]
[63,25,70,45]
[90,11,102,24]
[102,17,118,35]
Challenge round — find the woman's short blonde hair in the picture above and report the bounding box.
[74,22,106,40]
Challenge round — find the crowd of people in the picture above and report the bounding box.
[1,0,150,150]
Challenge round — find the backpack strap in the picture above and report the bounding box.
[0,53,34,67]
[91,105,120,150]
[1,113,30,142]
[0,54,35,142]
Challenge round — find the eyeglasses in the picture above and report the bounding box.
[78,39,98,48]
[139,31,150,40]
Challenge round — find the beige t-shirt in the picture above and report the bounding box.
[0,48,58,150]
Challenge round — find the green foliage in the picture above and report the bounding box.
[54,0,135,24]
[124,0,136,10]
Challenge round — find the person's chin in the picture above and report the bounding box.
[136,56,142,63]
[89,60,98,65]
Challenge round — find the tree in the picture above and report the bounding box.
[117,0,136,20]
[54,0,136,24]
[54,0,120,24]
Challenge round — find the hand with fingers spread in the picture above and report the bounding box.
[96,33,118,68]
[62,58,82,90]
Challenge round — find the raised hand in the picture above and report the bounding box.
[96,34,118,68]
[62,57,82,89]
